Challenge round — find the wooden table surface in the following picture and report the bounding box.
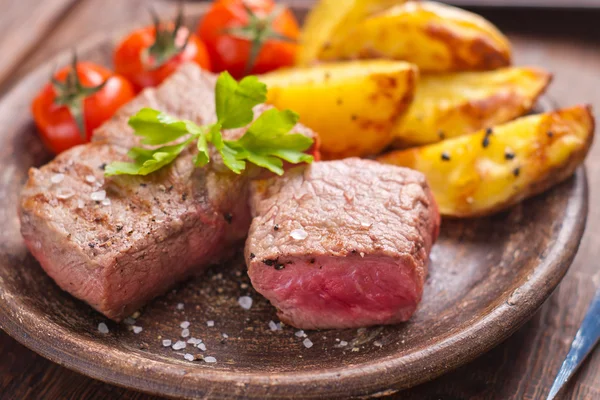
[1,1,599,399]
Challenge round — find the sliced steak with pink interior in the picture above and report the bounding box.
[19,63,317,320]
[245,159,440,330]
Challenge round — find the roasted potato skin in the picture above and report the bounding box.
[392,67,552,148]
[378,105,594,217]
[260,60,418,159]
[297,0,404,66]
[319,1,512,73]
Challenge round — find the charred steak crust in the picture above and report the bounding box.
[245,159,441,330]
[19,63,316,321]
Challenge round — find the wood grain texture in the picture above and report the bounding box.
[0,0,77,92]
[0,1,599,400]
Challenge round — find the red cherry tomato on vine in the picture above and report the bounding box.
[198,0,299,79]
[31,60,135,154]
[114,13,212,91]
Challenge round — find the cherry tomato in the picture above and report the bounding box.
[114,20,212,91]
[198,0,299,79]
[31,61,135,154]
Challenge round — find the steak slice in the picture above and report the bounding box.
[245,159,440,329]
[19,64,317,320]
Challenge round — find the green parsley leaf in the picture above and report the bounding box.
[128,108,197,145]
[105,139,192,176]
[230,109,314,175]
[215,72,267,129]
[105,72,313,178]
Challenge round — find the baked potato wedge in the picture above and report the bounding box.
[297,0,404,66]
[378,105,594,217]
[319,1,512,73]
[260,60,418,159]
[393,67,552,147]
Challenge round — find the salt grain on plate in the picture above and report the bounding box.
[172,340,187,350]
[303,338,313,348]
[222,333,229,339]
[98,322,109,334]
[133,326,143,334]
[206,320,215,327]
[295,330,306,338]
[204,356,217,363]
[181,329,190,338]
[184,353,195,361]
[290,229,308,240]
[162,339,172,347]
[374,341,383,347]
[123,317,136,325]
[101,198,111,206]
[85,175,96,183]
[176,303,185,310]
[50,173,65,184]
[268,321,282,331]
[90,190,106,201]
[339,341,348,347]
[197,343,207,351]
[56,188,75,200]
[187,338,202,345]
[77,199,85,209]
[238,296,253,310]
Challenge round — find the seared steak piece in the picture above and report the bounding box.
[19,64,317,320]
[245,159,440,329]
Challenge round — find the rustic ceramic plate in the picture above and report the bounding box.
[0,7,589,400]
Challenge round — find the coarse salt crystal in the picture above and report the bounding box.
[339,341,348,347]
[56,188,75,200]
[90,190,106,201]
[176,303,185,310]
[162,339,172,347]
[204,356,217,363]
[133,326,143,334]
[359,252,365,258]
[181,329,190,338]
[295,330,306,338]
[85,175,96,183]
[172,341,187,350]
[184,353,195,361]
[197,343,207,351]
[268,321,282,331]
[361,221,372,228]
[101,198,111,206]
[50,173,65,184]
[238,296,253,310]
[180,321,190,329]
[123,317,136,325]
[290,229,308,240]
[374,341,383,347]
[222,333,229,339]
[187,338,201,345]
[98,322,109,334]
[206,320,215,327]
[77,199,85,209]
[303,338,313,348]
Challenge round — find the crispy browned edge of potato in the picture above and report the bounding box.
[379,105,595,218]
[392,67,553,149]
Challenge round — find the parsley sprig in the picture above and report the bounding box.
[105,72,314,177]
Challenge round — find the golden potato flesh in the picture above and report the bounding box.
[378,105,594,217]
[392,67,552,147]
[319,1,512,73]
[297,0,404,66]
[260,60,418,160]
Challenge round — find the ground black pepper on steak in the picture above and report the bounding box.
[245,159,441,330]
[19,63,317,321]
